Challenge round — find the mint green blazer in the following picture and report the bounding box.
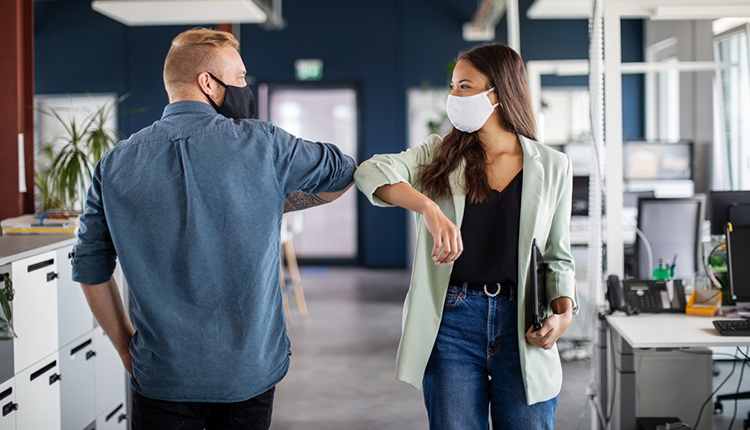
[354,134,578,405]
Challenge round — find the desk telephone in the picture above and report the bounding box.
[607,275,686,314]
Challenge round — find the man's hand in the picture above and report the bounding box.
[525,297,573,350]
[118,345,133,375]
[80,277,135,374]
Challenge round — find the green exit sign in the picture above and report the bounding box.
[295,59,323,81]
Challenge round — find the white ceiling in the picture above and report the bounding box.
[91,0,268,26]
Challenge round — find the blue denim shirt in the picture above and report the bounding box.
[72,101,355,402]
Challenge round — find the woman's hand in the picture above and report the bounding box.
[372,182,463,265]
[525,297,573,350]
[423,203,463,265]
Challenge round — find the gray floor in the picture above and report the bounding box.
[271,267,750,429]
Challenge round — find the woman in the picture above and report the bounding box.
[354,43,578,429]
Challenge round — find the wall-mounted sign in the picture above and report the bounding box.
[295,59,323,81]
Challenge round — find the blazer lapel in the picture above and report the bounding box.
[518,135,544,295]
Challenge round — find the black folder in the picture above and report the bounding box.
[531,239,548,331]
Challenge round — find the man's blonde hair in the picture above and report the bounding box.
[163,28,239,97]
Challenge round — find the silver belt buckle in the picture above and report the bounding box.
[483,283,501,297]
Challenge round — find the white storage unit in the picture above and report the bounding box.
[56,246,93,348]
[0,236,129,430]
[94,327,126,417]
[97,401,127,430]
[14,351,62,430]
[11,251,59,373]
[60,333,96,430]
[0,378,17,430]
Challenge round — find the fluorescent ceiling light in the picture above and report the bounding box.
[91,0,268,26]
[652,5,750,20]
[527,0,592,19]
[528,0,750,20]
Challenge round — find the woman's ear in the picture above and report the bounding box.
[488,88,500,106]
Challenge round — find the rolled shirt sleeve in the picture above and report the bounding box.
[271,125,356,197]
[72,160,117,285]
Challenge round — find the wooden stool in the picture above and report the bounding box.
[280,215,308,322]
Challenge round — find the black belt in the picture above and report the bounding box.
[452,281,510,297]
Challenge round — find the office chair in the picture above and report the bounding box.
[635,196,705,280]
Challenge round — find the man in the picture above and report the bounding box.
[72,28,355,429]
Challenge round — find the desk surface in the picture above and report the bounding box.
[607,313,750,348]
[0,235,77,266]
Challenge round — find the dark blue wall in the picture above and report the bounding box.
[34,0,644,267]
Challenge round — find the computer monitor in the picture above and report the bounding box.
[636,196,705,279]
[571,176,589,216]
[708,190,750,234]
[726,224,750,302]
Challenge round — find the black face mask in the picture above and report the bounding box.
[204,72,256,119]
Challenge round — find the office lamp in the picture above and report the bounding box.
[635,196,705,280]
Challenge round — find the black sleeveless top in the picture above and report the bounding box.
[449,170,522,286]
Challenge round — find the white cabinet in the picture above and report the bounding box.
[60,333,96,430]
[93,327,126,417]
[97,401,127,430]
[15,352,62,430]
[11,251,59,373]
[0,237,130,430]
[0,378,17,430]
[56,246,93,348]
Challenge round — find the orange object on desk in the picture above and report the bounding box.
[685,289,722,316]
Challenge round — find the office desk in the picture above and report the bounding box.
[596,313,750,430]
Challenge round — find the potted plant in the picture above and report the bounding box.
[36,95,125,214]
[0,273,15,341]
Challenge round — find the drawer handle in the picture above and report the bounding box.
[47,272,59,282]
[48,373,62,385]
[30,360,57,381]
[71,339,93,356]
[106,403,124,421]
[2,401,18,417]
[27,259,53,272]
[86,350,97,360]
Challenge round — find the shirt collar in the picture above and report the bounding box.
[161,101,217,119]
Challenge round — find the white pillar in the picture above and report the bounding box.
[604,5,624,277]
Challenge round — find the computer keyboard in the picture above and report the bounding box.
[713,319,750,336]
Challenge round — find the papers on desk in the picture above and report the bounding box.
[1,214,79,235]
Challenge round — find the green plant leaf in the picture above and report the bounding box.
[0,317,16,341]
[0,274,12,322]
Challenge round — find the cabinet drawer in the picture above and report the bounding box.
[57,246,93,347]
[12,251,59,373]
[97,401,127,430]
[60,333,96,430]
[15,352,62,430]
[0,378,17,430]
[94,327,126,416]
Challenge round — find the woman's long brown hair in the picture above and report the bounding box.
[418,43,537,204]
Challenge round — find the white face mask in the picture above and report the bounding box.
[445,87,499,133]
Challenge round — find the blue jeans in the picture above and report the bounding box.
[422,284,557,430]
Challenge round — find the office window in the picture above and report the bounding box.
[646,38,680,142]
[714,23,750,190]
